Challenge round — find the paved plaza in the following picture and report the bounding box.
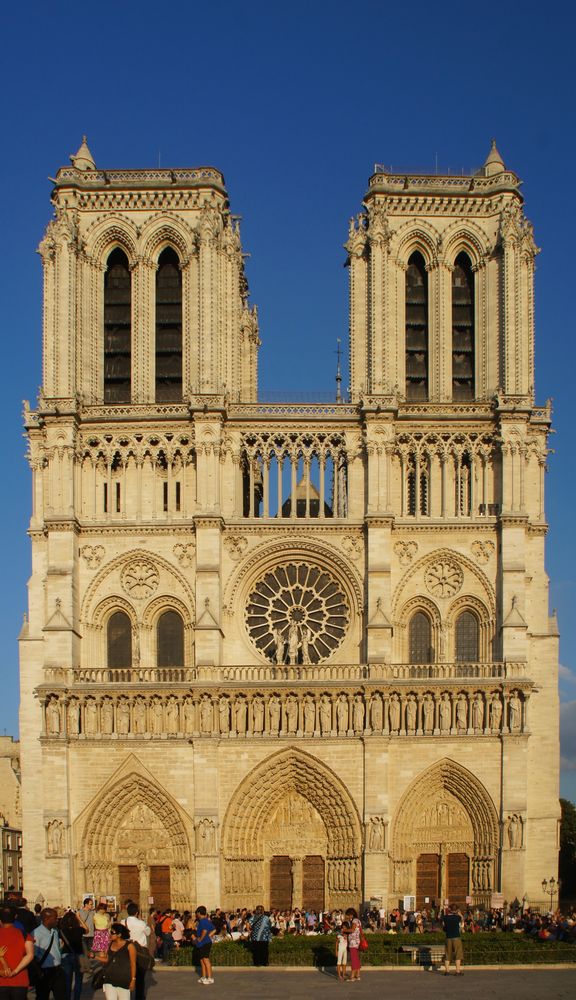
[132,967,576,1000]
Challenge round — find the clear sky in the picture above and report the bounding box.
[1,1,575,799]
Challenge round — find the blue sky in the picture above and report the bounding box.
[2,1,575,798]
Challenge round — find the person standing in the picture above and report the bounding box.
[191,906,215,985]
[124,904,150,1000]
[92,903,111,959]
[442,904,464,976]
[97,924,136,1000]
[59,909,88,1000]
[77,898,94,956]
[335,919,349,981]
[0,904,34,999]
[249,906,272,967]
[33,908,66,1000]
[344,908,362,982]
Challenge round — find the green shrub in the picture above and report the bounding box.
[167,932,576,968]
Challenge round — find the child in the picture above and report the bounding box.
[192,906,215,985]
[335,920,349,981]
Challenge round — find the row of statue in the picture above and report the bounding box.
[44,687,526,738]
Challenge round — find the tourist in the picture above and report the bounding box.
[344,908,362,982]
[59,908,88,1000]
[97,923,136,1000]
[191,906,215,985]
[92,903,111,959]
[33,908,66,1000]
[0,904,34,998]
[249,906,272,966]
[77,898,94,955]
[124,904,150,1000]
[442,903,464,976]
[335,919,349,981]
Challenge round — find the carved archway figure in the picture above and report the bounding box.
[391,758,499,908]
[75,765,193,910]
[222,748,362,910]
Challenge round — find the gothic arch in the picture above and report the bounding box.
[76,767,193,865]
[141,214,195,261]
[222,747,362,859]
[223,537,363,617]
[442,220,489,267]
[88,216,139,265]
[81,548,195,625]
[391,220,440,266]
[392,547,496,620]
[392,757,498,860]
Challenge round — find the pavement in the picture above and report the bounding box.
[133,966,576,999]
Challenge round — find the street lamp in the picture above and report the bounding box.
[541,877,562,911]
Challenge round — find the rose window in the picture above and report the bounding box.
[245,562,349,663]
[425,559,463,598]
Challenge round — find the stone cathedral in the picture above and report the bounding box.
[19,138,560,914]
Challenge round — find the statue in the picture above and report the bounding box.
[196,818,216,854]
[84,699,97,735]
[439,694,451,733]
[117,699,130,735]
[285,695,298,733]
[219,696,230,734]
[509,691,521,731]
[47,820,64,856]
[406,695,417,731]
[456,694,468,732]
[304,697,315,734]
[133,698,147,734]
[47,699,60,735]
[370,694,383,732]
[301,627,311,665]
[353,695,364,733]
[252,696,264,733]
[166,696,179,733]
[268,695,280,733]
[183,697,195,733]
[336,695,348,734]
[472,693,484,731]
[320,695,332,735]
[67,700,79,735]
[151,699,163,734]
[490,695,502,732]
[389,693,400,732]
[235,698,247,735]
[200,698,213,734]
[423,694,434,733]
[287,622,300,665]
[368,817,385,851]
[101,699,114,735]
[273,627,285,665]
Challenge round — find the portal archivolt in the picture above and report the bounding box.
[222,747,362,910]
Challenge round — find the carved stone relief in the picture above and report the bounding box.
[224,535,249,560]
[46,819,66,856]
[471,540,495,565]
[425,559,463,598]
[81,545,105,568]
[121,560,159,599]
[173,542,196,568]
[394,541,418,566]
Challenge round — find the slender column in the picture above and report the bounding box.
[415,453,421,517]
[277,456,283,518]
[304,460,310,519]
[319,456,325,519]
[291,457,297,519]
[263,459,270,518]
[249,458,255,518]
[440,455,447,518]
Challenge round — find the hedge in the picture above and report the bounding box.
[168,932,576,967]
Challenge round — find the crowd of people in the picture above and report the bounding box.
[0,895,574,998]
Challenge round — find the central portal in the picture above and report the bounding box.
[266,793,327,909]
[270,854,326,911]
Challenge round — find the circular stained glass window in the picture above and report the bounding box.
[245,562,350,664]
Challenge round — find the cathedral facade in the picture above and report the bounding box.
[19,139,560,913]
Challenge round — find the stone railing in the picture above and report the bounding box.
[43,660,526,687]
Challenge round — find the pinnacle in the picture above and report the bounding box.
[483,138,505,175]
[70,135,96,171]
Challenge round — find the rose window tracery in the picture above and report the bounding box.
[245,562,349,664]
[425,559,463,598]
[121,560,159,599]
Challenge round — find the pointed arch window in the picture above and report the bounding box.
[107,610,132,669]
[405,252,428,401]
[104,248,132,403]
[157,610,184,668]
[409,610,433,663]
[452,253,475,400]
[155,247,183,402]
[455,610,479,662]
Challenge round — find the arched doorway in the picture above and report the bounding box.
[222,748,362,911]
[75,770,193,910]
[391,759,498,909]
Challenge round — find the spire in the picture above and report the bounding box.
[483,138,505,177]
[335,337,342,403]
[70,135,96,171]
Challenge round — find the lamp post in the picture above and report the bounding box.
[541,877,562,911]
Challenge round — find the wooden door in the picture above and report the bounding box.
[302,855,325,912]
[118,865,139,906]
[416,853,440,908]
[270,856,292,911]
[149,865,171,912]
[447,853,469,909]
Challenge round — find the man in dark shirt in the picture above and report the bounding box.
[442,904,464,975]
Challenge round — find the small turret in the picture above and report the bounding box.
[70,135,96,171]
[482,138,505,177]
